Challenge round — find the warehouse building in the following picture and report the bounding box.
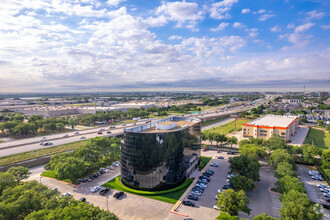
[121,116,201,190]
[242,115,299,141]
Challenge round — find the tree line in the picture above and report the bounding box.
[0,166,118,220]
[201,132,238,147]
[45,137,121,184]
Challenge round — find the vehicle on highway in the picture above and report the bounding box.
[79,197,86,202]
[41,137,47,141]
[40,142,44,145]
[80,136,86,139]
[187,195,198,201]
[217,156,224,159]
[43,142,52,146]
[99,188,110,195]
[63,134,69,138]
[97,131,103,134]
[91,186,101,193]
[99,128,105,131]
[121,124,126,126]
[74,131,79,135]
[63,192,71,196]
[107,131,112,134]
[182,201,195,207]
[113,191,124,199]
[109,125,115,129]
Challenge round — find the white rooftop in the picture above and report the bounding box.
[245,114,298,128]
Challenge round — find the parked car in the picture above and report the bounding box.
[222,184,233,190]
[78,178,87,183]
[107,165,114,170]
[182,201,195,207]
[191,191,202,196]
[215,195,218,200]
[213,205,219,210]
[52,188,58,191]
[99,188,110,195]
[326,198,330,202]
[79,197,86,202]
[91,186,101,193]
[217,156,224,159]
[187,195,198,201]
[113,191,124,199]
[63,192,71,196]
[217,150,221,153]
[63,134,69,138]
[210,162,219,167]
[218,189,222,193]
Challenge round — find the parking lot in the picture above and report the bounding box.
[28,165,173,220]
[296,165,330,219]
[169,150,234,220]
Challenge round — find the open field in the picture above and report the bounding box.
[203,119,250,135]
[0,141,84,166]
[305,128,330,149]
[41,170,71,183]
[102,176,192,204]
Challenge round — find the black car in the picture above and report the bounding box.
[327,198,330,202]
[192,188,203,193]
[100,170,106,174]
[78,178,87,183]
[217,156,224,159]
[187,195,198,201]
[206,169,214,174]
[93,173,98,178]
[107,131,112,134]
[113,191,124,199]
[182,200,195,207]
[323,203,330,209]
[79,197,86,202]
[99,188,110,195]
[222,184,233,190]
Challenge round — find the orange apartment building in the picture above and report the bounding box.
[242,115,299,141]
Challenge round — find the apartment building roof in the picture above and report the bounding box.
[243,114,298,129]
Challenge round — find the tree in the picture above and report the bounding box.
[253,213,277,220]
[7,166,31,185]
[269,149,295,169]
[265,135,288,152]
[56,122,65,131]
[300,144,322,164]
[230,175,255,191]
[239,144,267,158]
[229,155,261,181]
[227,136,238,148]
[321,149,330,170]
[275,175,305,193]
[280,190,322,220]
[217,212,239,220]
[216,189,251,216]
[274,162,296,179]
[0,172,16,195]
[54,157,86,183]
[215,134,227,146]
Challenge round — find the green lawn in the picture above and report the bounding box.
[41,170,71,183]
[0,141,85,166]
[201,116,230,127]
[102,177,192,204]
[305,128,330,149]
[203,119,251,135]
[199,156,212,169]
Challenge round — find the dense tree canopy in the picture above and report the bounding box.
[229,155,261,181]
[7,166,31,185]
[269,149,295,169]
[274,162,296,179]
[216,189,251,216]
[230,175,255,191]
[275,175,305,194]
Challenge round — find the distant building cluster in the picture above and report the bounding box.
[242,115,299,141]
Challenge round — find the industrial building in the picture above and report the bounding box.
[121,116,201,190]
[242,115,299,141]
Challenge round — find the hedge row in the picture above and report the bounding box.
[114,177,193,195]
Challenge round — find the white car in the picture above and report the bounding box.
[63,192,71,196]
[74,131,79,135]
[91,186,101,193]
[107,165,114,170]
[210,162,219,167]
[196,184,207,189]
[213,205,219,210]
[191,191,202,196]
[100,128,105,131]
[63,134,69,138]
[41,137,47,141]
[218,189,222,193]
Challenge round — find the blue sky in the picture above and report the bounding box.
[0,0,329,92]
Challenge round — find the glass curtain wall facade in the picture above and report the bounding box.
[121,118,201,191]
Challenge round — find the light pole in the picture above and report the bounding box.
[106,196,109,211]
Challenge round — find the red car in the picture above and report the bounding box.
[202,148,207,151]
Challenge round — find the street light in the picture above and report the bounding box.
[106,196,109,211]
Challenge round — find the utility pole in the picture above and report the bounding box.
[106,196,109,211]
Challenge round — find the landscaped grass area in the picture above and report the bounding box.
[305,128,330,149]
[102,177,193,204]
[201,116,230,127]
[41,170,71,183]
[199,156,212,169]
[203,119,251,135]
[0,141,85,166]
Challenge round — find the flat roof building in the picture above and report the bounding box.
[242,114,299,141]
[121,116,201,190]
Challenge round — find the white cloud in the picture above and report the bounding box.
[241,8,250,14]
[257,9,266,14]
[321,25,330,30]
[279,22,314,48]
[294,22,314,33]
[169,35,182,40]
[210,22,229,31]
[107,0,127,7]
[306,10,325,20]
[270,26,281,32]
[259,13,274,21]
[233,22,245,29]
[209,0,238,19]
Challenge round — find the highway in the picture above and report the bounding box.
[0,96,271,158]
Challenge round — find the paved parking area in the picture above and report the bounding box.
[28,165,172,220]
[290,126,309,146]
[296,165,330,220]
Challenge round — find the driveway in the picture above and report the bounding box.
[239,159,281,219]
[290,126,309,146]
[27,165,172,220]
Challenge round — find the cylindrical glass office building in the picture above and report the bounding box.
[121,116,201,190]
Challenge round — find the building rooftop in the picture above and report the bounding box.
[244,114,298,128]
[125,116,200,133]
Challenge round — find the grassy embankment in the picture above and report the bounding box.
[0,141,85,166]
[199,156,212,169]
[102,177,193,204]
[203,119,251,135]
[201,116,230,127]
[305,128,330,149]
